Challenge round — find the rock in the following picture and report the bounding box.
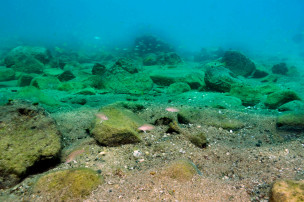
[4,46,51,73]
[16,86,61,106]
[158,52,182,65]
[110,58,139,74]
[0,101,61,188]
[34,168,103,201]
[150,69,205,89]
[194,47,224,62]
[57,70,75,82]
[17,74,35,87]
[270,180,304,202]
[43,68,64,77]
[92,63,106,75]
[264,90,301,109]
[0,68,15,81]
[229,84,263,106]
[134,35,174,56]
[204,66,241,92]
[30,76,61,89]
[252,69,269,78]
[143,53,158,66]
[277,112,304,130]
[103,73,153,94]
[57,81,88,92]
[91,104,144,146]
[162,159,201,181]
[278,100,304,112]
[272,62,288,75]
[188,132,208,148]
[222,51,256,77]
[167,82,191,94]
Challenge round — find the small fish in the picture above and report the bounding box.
[138,124,155,133]
[166,107,179,112]
[65,149,85,163]
[96,113,108,123]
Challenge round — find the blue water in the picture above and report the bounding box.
[0,0,304,56]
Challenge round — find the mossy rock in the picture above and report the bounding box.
[229,84,263,106]
[265,90,301,109]
[91,103,144,146]
[30,76,61,89]
[189,132,208,148]
[163,159,201,181]
[270,180,304,202]
[17,73,35,87]
[0,68,15,81]
[0,101,61,188]
[167,82,191,94]
[57,81,88,92]
[15,86,61,106]
[34,168,103,201]
[277,112,304,130]
[279,100,304,112]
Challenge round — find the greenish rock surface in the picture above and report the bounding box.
[277,112,304,130]
[222,50,256,77]
[278,100,304,112]
[30,76,61,89]
[0,68,15,81]
[17,74,35,87]
[0,102,61,188]
[57,81,88,92]
[204,66,241,92]
[91,103,144,146]
[188,132,208,148]
[149,69,205,89]
[57,70,75,82]
[34,168,103,201]
[270,180,304,202]
[163,159,201,181]
[167,82,191,94]
[43,68,64,77]
[229,84,263,106]
[265,90,301,109]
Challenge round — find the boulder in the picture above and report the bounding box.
[167,82,191,94]
[270,180,304,202]
[57,70,75,82]
[30,76,61,89]
[264,90,301,109]
[0,101,61,188]
[92,63,106,75]
[222,51,256,77]
[272,63,288,75]
[34,168,103,201]
[204,66,241,92]
[109,58,139,74]
[17,74,35,87]
[91,104,144,146]
[277,112,304,130]
[229,84,263,106]
[0,68,15,81]
[278,100,304,112]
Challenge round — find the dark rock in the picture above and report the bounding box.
[17,74,35,87]
[0,68,15,81]
[252,69,269,78]
[57,70,75,82]
[0,101,61,188]
[204,66,241,92]
[272,62,288,75]
[92,63,106,75]
[112,58,139,74]
[222,51,256,77]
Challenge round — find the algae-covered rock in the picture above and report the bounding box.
[167,82,191,94]
[92,63,106,75]
[110,58,139,74]
[163,159,201,181]
[278,100,304,112]
[188,132,208,148]
[34,168,103,201]
[103,73,153,94]
[270,180,304,202]
[0,101,61,188]
[57,81,88,92]
[4,46,51,73]
[30,76,61,89]
[0,68,15,81]
[17,73,35,87]
[265,90,301,109]
[272,62,288,75]
[229,84,263,106]
[57,70,75,82]
[222,50,256,77]
[277,112,304,130]
[204,66,241,92]
[91,103,144,146]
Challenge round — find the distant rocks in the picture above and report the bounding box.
[92,63,106,76]
[0,101,61,188]
[134,35,174,56]
[4,46,52,73]
[272,62,288,75]
[222,51,256,77]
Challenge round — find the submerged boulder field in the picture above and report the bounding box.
[0,42,304,201]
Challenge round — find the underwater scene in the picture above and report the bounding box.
[1,0,304,201]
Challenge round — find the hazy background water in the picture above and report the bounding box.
[0,0,303,58]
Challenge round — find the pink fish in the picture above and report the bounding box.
[138,124,155,133]
[166,107,179,112]
[96,113,108,123]
[65,149,85,163]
